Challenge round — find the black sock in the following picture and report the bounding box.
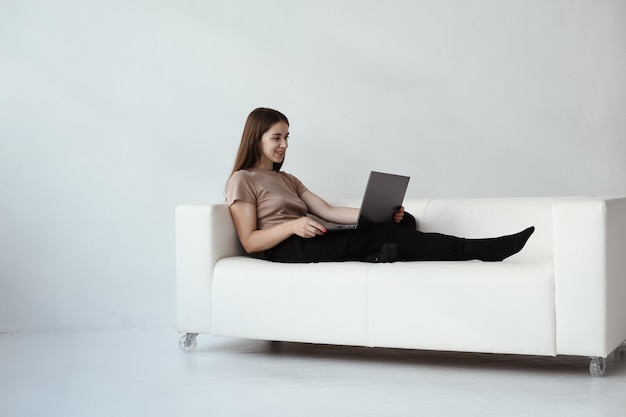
[462,226,535,262]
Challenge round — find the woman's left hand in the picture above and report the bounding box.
[393,206,405,224]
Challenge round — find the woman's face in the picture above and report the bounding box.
[257,121,289,170]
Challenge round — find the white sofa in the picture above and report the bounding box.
[175,196,626,376]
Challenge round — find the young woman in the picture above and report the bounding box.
[226,107,534,263]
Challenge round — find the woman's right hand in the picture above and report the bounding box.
[291,217,326,238]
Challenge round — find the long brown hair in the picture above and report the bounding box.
[230,107,290,175]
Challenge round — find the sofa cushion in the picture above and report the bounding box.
[367,260,556,356]
[212,257,372,346]
[212,256,556,356]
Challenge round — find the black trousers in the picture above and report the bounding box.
[264,213,465,263]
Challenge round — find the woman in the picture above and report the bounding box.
[226,107,534,263]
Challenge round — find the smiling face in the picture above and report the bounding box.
[256,121,289,170]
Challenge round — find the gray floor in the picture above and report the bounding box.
[1,329,626,417]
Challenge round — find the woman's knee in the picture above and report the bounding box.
[398,212,417,230]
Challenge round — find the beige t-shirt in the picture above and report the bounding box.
[226,169,309,230]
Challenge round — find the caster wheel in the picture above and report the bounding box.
[589,357,606,377]
[179,333,198,352]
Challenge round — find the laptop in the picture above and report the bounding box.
[323,171,410,231]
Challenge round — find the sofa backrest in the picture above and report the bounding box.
[402,197,566,262]
[331,196,562,262]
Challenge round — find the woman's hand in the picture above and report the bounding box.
[290,217,326,238]
[393,206,405,224]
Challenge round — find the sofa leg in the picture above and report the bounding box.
[589,357,606,377]
[179,333,198,352]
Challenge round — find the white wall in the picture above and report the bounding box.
[1,0,625,332]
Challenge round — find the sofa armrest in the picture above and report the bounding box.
[553,197,626,357]
[175,203,244,334]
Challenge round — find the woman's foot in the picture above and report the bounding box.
[463,226,535,262]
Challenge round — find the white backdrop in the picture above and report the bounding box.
[1,0,625,332]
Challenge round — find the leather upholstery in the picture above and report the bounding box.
[176,197,626,358]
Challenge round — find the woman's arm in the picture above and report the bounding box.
[301,190,359,224]
[229,200,326,253]
[302,190,405,224]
